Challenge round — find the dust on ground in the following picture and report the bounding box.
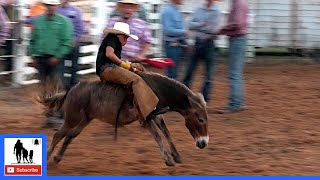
[1,57,319,175]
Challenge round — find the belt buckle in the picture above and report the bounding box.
[169,42,179,47]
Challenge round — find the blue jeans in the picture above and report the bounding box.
[164,43,183,80]
[65,46,80,90]
[183,40,215,102]
[228,36,247,109]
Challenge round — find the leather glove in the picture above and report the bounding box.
[119,61,132,70]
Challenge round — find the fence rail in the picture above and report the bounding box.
[3,0,319,86]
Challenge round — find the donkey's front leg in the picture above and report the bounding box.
[154,115,182,163]
[145,119,175,166]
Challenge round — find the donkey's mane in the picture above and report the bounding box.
[137,71,195,97]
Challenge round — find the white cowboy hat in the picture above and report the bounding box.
[117,0,139,5]
[42,0,60,5]
[104,22,139,40]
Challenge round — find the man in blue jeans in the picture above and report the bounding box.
[161,0,190,80]
[182,0,222,102]
[218,0,248,113]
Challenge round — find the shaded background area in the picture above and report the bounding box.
[1,57,319,175]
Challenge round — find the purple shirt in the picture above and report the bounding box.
[0,5,11,45]
[220,0,248,36]
[104,17,152,61]
[0,0,7,6]
[57,5,84,42]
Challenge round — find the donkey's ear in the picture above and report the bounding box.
[197,93,207,107]
[187,93,206,108]
[187,95,197,107]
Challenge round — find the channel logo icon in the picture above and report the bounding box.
[4,138,43,176]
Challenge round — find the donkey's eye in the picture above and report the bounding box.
[198,119,204,123]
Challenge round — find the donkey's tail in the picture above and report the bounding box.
[36,90,69,112]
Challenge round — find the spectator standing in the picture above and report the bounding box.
[104,0,152,63]
[217,0,248,113]
[0,1,10,46]
[110,3,148,22]
[25,1,47,26]
[161,0,189,80]
[29,1,47,17]
[0,0,15,84]
[28,0,73,128]
[57,0,84,90]
[182,0,222,102]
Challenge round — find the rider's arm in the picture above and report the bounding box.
[103,34,131,70]
[106,46,122,66]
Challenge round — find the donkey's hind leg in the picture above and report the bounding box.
[145,119,175,166]
[154,115,182,163]
[53,109,91,164]
[53,118,90,164]
[47,124,68,160]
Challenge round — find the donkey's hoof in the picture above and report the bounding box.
[53,156,62,164]
[164,151,175,166]
[164,155,175,166]
[165,159,175,166]
[173,155,182,163]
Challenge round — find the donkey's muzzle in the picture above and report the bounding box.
[196,136,209,149]
[196,140,207,149]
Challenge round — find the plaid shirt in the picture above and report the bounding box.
[104,17,152,61]
[0,5,11,45]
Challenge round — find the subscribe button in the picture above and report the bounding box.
[5,165,42,176]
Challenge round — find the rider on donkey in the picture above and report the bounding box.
[96,22,159,124]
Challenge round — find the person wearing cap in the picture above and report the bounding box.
[109,3,147,22]
[97,22,159,124]
[28,0,73,128]
[58,0,84,90]
[104,0,152,63]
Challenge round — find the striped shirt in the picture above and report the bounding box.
[0,5,11,45]
[104,17,152,61]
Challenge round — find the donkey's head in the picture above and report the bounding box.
[181,93,208,149]
[136,72,209,149]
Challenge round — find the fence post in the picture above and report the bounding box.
[12,43,24,86]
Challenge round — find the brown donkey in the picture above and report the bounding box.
[39,71,209,166]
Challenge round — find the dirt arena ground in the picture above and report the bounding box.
[1,57,319,175]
